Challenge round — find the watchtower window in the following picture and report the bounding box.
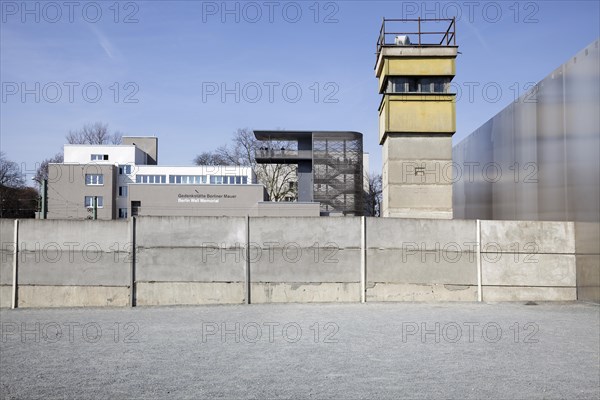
[387,77,417,93]
[387,77,451,94]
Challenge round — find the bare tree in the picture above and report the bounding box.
[258,163,298,201]
[82,121,108,144]
[66,122,122,145]
[0,152,25,187]
[111,131,123,144]
[194,128,297,201]
[194,151,229,166]
[65,130,85,144]
[205,129,255,167]
[225,128,297,201]
[35,122,122,186]
[35,153,64,183]
[364,173,382,217]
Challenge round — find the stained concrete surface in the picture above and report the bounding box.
[1,302,598,399]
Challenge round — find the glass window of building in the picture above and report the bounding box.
[119,165,132,175]
[118,208,128,218]
[131,201,141,216]
[118,186,128,197]
[168,175,207,184]
[433,77,451,93]
[418,77,450,93]
[91,154,109,161]
[85,174,104,185]
[387,77,451,94]
[136,175,166,184]
[84,196,103,208]
[387,77,417,93]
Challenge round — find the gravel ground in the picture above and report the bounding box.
[1,302,599,399]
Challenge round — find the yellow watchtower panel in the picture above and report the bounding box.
[375,18,457,219]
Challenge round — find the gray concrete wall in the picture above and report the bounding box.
[135,216,246,305]
[382,136,454,219]
[249,217,362,303]
[367,218,477,301]
[0,219,15,308]
[0,216,586,308]
[575,222,600,302]
[15,219,131,307]
[480,220,576,301]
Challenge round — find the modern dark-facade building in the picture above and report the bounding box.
[254,130,365,216]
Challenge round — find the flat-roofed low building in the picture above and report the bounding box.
[46,136,320,219]
[126,165,258,217]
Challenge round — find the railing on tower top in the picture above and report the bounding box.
[376,17,456,61]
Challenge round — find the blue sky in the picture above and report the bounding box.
[1,0,599,179]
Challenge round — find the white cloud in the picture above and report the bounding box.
[87,24,118,60]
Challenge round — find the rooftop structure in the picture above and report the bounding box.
[254,130,364,216]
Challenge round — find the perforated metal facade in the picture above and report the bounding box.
[254,131,364,216]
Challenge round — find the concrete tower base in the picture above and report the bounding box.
[382,135,453,219]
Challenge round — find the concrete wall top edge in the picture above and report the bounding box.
[480,220,575,254]
[0,219,16,244]
[136,216,246,247]
[367,218,476,249]
[249,217,362,248]
[574,222,600,254]
[17,219,129,250]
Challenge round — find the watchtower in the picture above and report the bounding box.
[375,18,457,218]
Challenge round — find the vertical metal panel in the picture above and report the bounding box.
[453,40,599,224]
[564,43,600,222]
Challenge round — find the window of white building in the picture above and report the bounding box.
[85,174,104,185]
[208,175,248,184]
[136,175,166,184]
[169,175,207,184]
